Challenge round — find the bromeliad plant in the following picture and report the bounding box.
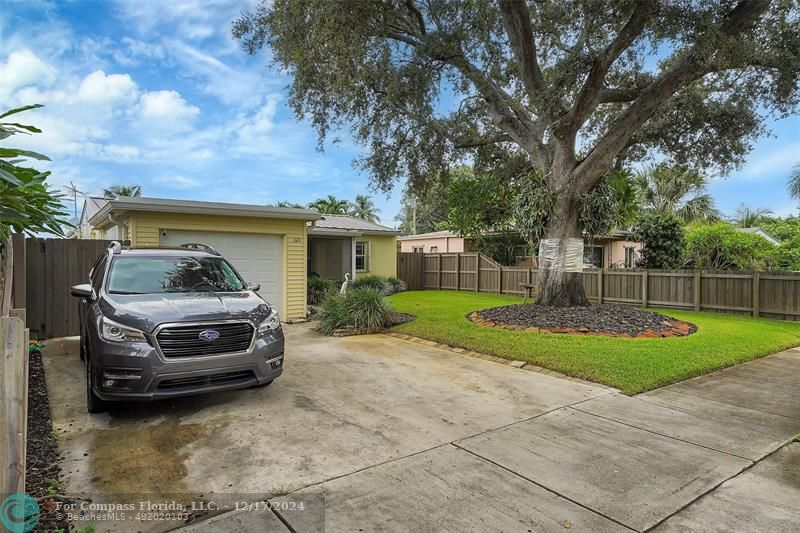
[348,274,406,296]
[307,276,338,304]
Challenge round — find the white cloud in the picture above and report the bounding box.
[733,142,800,181]
[77,70,139,105]
[138,90,200,125]
[0,49,57,99]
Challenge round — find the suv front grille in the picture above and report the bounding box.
[157,370,256,391]
[155,322,254,358]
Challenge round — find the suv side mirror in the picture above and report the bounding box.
[71,284,93,299]
[246,282,261,292]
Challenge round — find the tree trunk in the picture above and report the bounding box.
[536,196,590,307]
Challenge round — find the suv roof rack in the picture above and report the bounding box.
[179,243,221,256]
[108,241,123,254]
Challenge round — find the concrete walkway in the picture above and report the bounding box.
[183,341,800,532]
[43,328,800,532]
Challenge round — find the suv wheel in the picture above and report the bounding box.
[79,331,87,362]
[85,357,108,414]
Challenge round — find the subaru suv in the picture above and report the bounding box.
[71,241,284,413]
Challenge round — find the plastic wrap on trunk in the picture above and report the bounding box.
[537,238,584,273]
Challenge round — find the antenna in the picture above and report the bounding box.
[63,181,87,218]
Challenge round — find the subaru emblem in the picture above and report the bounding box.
[198,330,220,342]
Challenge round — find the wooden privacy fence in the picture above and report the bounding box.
[11,235,124,339]
[397,252,800,321]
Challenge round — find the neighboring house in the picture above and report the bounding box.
[399,229,643,268]
[83,196,399,320]
[735,226,781,246]
[67,196,113,239]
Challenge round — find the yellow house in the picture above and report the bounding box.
[88,197,399,321]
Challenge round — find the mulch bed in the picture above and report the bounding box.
[26,345,71,533]
[386,312,415,327]
[469,304,696,338]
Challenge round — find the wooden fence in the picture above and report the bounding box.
[397,252,800,321]
[12,236,123,339]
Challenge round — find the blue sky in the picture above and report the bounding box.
[1,0,798,227]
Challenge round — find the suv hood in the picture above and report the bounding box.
[99,291,272,333]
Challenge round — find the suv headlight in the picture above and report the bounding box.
[258,309,281,335]
[101,317,148,343]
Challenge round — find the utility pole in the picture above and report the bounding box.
[63,181,86,218]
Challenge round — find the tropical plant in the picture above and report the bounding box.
[733,204,773,228]
[308,195,350,215]
[349,274,405,296]
[274,200,305,208]
[103,184,141,199]
[634,165,719,223]
[684,222,779,270]
[307,276,337,304]
[631,214,685,269]
[318,287,392,334]
[789,162,800,202]
[350,194,380,222]
[0,104,69,241]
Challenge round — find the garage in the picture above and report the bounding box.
[160,229,284,315]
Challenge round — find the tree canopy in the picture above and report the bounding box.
[103,184,142,199]
[634,164,719,223]
[351,194,381,222]
[235,0,800,305]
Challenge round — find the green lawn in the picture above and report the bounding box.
[386,291,800,395]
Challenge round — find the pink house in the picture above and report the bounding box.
[398,229,643,268]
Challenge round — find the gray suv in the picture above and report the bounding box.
[71,241,284,413]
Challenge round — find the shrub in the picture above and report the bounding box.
[385,276,406,294]
[318,287,392,335]
[308,276,337,304]
[684,222,779,270]
[632,214,685,269]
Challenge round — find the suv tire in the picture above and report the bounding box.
[85,355,108,414]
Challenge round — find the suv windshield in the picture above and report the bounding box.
[107,256,246,294]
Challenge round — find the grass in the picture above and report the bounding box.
[386,291,800,395]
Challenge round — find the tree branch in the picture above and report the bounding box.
[597,86,643,103]
[574,0,770,189]
[404,0,426,35]
[499,0,547,106]
[557,1,656,137]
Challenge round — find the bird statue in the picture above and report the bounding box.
[340,273,351,294]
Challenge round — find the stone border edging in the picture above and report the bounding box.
[383,332,616,391]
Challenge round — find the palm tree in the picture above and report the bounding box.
[733,204,773,228]
[634,164,720,223]
[789,162,800,202]
[308,195,349,214]
[274,200,305,208]
[350,194,380,222]
[103,184,141,199]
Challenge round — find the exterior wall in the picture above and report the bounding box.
[127,212,308,320]
[399,236,465,253]
[358,234,397,277]
[605,239,643,268]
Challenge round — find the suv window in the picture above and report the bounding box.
[90,255,107,292]
[107,256,246,294]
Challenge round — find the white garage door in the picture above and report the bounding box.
[159,229,283,314]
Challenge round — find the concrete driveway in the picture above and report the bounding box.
[44,324,800,532]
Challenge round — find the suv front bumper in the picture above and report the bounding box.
[89,328,285,401]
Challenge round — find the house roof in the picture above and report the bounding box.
[80,196,109,225]
[89,196,321,227]
[311,214,400,236]
[736,226,780,245]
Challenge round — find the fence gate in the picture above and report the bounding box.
[21,238,120,339]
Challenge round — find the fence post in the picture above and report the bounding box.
[753,272,760,318]
[437,254,442,290]
[641,270,648,308]
[1,317,27,496]
[694,271,701,311]
[455,253,460,290]
[498,265,503,294]
[474,254,480,291]
[598,269,604,304]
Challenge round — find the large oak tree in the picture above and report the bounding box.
[234,0,800,305]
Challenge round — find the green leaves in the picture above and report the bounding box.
[0,105,69,241]
[632,214,686,269]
